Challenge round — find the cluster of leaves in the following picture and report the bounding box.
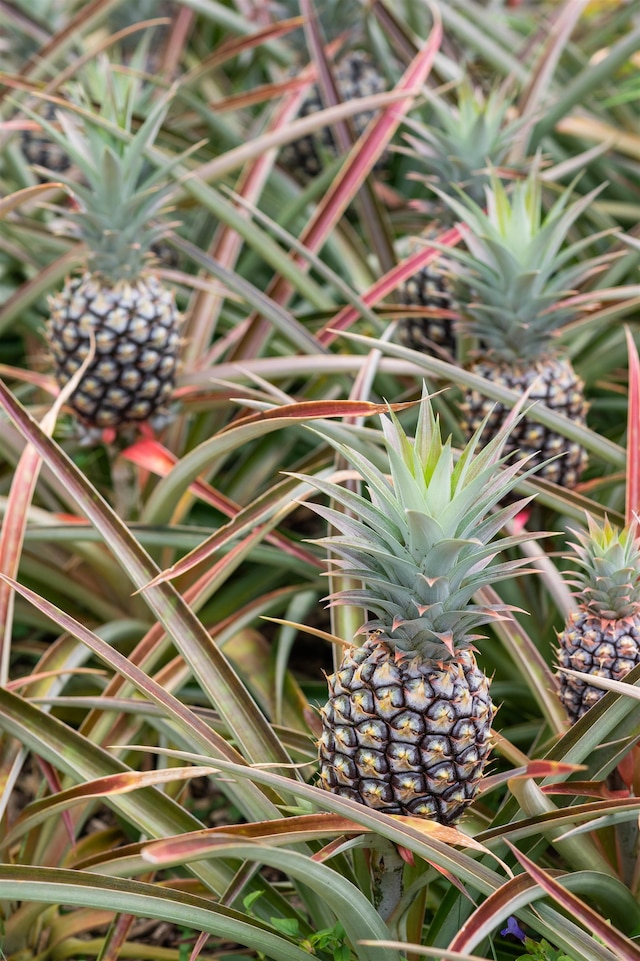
[2,1,640,960]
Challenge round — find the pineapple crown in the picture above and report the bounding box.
[431,161,610,363]
[296,388,547,662]
[26,63,185,281]
[404,82,520,210]
[565,514,640,621]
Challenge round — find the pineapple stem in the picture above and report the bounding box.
[370,840,405,924]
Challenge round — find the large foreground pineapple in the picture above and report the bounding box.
[438,167,610,489]
[275,0,387,180]
[38,76,182,432]
[397,84,518,356]
[557,515,640,722]
[301,391,543,824]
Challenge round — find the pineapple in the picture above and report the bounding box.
[300,390,544,824]
[435,167,610,489]
[36,75,183,433]
[274,0,387,180]
[21,103,72,176]
[557,515,640,722]
[397,84,519,356]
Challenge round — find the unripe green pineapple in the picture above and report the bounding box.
[299,390,545,824]
[275,0,387,180]
[36,72,183,433]
[436,166,610,489]
[558,516,640,722]
[397,84,519,356]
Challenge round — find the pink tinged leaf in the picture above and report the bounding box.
[121,438,318,569]
[397,845,415,867]
[298,16,443,254]
[190,931,210,961]
[239,12,443,353]
[0,357,91,681]
[490,760,586,791]
[185,52,315,365]
[36,756,75,848]
[422,575,444,588]
[506,843,640,961]
[319,225,461,345]
[625,326,640,524]
[0,183,66,217]
[447,871,549,954]
[540,780,629,799]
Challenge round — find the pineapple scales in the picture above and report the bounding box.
[397,84,518,357]
[557,515,640,722]
[300,390,544,824]
[275,0,387,180]
[39,80,182,432]
[435,167,610,490]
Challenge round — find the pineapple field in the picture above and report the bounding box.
[4,1,640,959]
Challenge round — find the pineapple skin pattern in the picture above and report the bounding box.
[319,640,493,824]
[302,390,544,824]
[48,274,180,429]
[462,355,589,488]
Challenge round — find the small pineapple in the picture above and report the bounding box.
[37,76,182,432]
[397,84,519,356]
[557,516,640,722]
[437,167,609,489]
[275,0,387,180]
[301,391,543,824]
[21,103,72,176]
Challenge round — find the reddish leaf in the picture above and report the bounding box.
[507,843,640,961]
[121,437,320,570]
[626,326,640,523]
[224,397,416,428]
[318,226,461,345]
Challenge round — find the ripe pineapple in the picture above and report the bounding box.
[397,84,518,356]
[37,82,182,432]
[275,0,387,180]
[437,167,609,489]
[557,515,640,722]
[301,391,544,824]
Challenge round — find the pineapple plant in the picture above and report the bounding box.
[557,515,640,722]
[435,167,610,489]
[35,76,183,433]
[274,0,387,180]
[301,390,545,824]
[397,83,519,356]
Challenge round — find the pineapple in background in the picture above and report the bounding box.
[437,167,610,490]
[557,515,640,722]
[397,84,519,357]
[21,103,72,176]
[301,390,543,824]
[40,74,183,434]
[274,0,387,180]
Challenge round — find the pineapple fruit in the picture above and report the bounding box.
[557,515,640,722]
[21,103,72,176]
[274,0,387,180]
[37,78,182,433]
[397,84,518,356]
[437,168,610,489]
[301,391,543,824]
